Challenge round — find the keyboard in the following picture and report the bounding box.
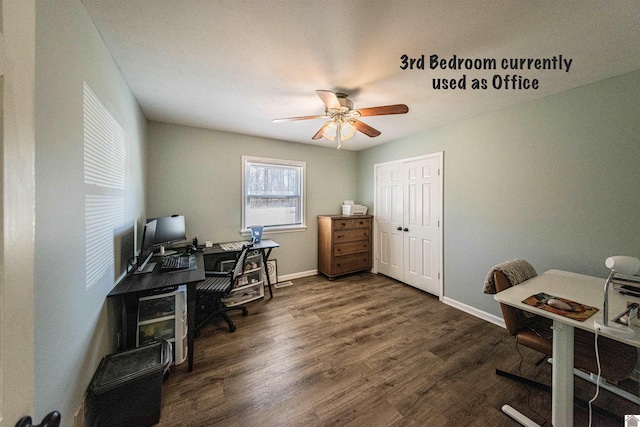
[219,241,248,251]
[160,255,196,272]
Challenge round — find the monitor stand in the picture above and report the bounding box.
[134,262,157,275]
[157,245,177,256]
[134,251,156,274]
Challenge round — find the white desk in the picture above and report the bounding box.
[494,269,640,426]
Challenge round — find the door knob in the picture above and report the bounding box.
[403,228,409,232]
[396,227,402,231]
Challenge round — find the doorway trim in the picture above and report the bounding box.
[373,151,444,299]
[1,1,37,424]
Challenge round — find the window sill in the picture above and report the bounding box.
[241,225,307,236]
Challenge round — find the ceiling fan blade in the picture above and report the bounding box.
[353,120,381,138]
[273,115,325,123]
[312,122,331,140]
[356,104,409,117]
[316,90,341,110]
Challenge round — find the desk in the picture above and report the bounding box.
[494,269,640,426]
[202,239,280,299]
[108,254,205,372]
[108,240,278,373]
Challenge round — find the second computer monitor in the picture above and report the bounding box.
[148,215,186,255]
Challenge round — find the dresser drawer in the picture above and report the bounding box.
[333,218,354,230]
[334,241,370,257]
[333,253,371,275]
[333,217,371,230]
[334,228,370,243]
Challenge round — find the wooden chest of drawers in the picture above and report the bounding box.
[318,215,373,279]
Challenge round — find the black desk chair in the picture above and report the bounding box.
[195,245,250,334]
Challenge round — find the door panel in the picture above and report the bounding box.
[403,157,440,295]
[375,163,403,281]
[407,182,417,225]
[423,182,432,226]
[379,231,389,265]
[390,231,403,273]
[422,239,433,278]
[407,235,417,275]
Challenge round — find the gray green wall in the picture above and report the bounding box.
[147,122,359,278]
[35,0,147,422]
[358,69,640,318]
[27,1,640,422]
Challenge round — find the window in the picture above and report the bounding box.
[242,156,306,233]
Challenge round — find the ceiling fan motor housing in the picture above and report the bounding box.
[334,93,353,111]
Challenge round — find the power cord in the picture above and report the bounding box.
[588,328,602,427]
[127,255,138,273]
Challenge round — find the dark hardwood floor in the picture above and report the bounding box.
[158,273,638,426]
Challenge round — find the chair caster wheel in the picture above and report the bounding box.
[242,309,248,316]
[229,325,236,332]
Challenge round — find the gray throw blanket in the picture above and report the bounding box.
[483,259,537,294]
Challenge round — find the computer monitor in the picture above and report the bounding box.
[148,215,186,256]
[136,219,157,273]
[138,220,158,272]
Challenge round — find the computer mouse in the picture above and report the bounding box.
[547,298,573,311]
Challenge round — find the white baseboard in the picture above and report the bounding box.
[442,296,505,329]
[278,269,317,282]
[273,281,294,289]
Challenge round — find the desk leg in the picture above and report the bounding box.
[262,248,274,299]
[552,319,574,427]
[187,282,196,372]
[122,293,139,350]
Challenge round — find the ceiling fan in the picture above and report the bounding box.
[273,90,409,148]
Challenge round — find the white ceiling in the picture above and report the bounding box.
[81,0,640,151]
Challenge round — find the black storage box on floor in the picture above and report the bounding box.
[86,340,172,427]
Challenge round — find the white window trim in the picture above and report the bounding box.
[241,155,307,235]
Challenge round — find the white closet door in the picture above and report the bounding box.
[374,154,442,297]
[375,162,403,281]
[402,157,440,295]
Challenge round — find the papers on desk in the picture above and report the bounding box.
[614,284,640,298]
[522,292,598,321]
[612,274,640,297]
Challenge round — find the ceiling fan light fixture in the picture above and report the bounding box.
[323,119,356,141]
[342,120,356,139]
